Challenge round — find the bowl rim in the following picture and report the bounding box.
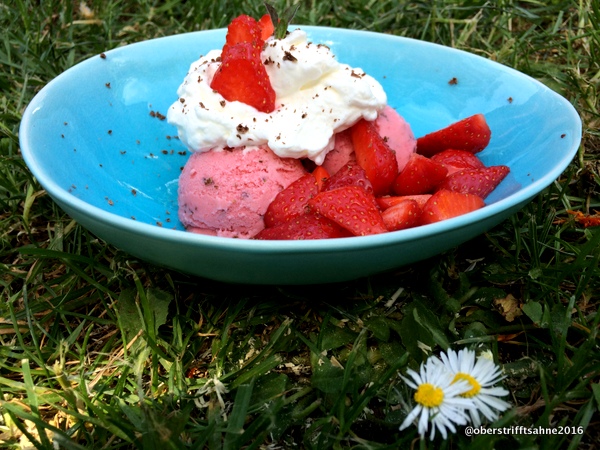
[19,25,582,254]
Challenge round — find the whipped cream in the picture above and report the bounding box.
[167,29,386,164]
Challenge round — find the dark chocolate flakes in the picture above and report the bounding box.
[149,110,166,120]
[283,51,297,62]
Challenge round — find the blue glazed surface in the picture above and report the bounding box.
[19,27,581,284]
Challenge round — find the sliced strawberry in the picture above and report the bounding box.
[224,15,264,52]
[211,42,276,113]
[308,186,387,236]
[416,114,491,157]
[349,119,399,196]
[377,194,432,210]
[312,166,330,192]
[264,173,317,228]
[322,162,373,193]
[392,153,448,196]
[420,189,485,225]
[381,199,422,231]
[255,212,349,240]
[438,165,509,199]
[430,149,485,176]
[258,14,275,41]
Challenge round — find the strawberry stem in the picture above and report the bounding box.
[264,2,300,39]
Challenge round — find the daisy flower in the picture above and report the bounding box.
[440,348,511,427]
[399,356,475,440]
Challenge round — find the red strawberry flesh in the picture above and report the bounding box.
[258,14,275,41]
[420,190,485,225]
[264,173,317,228]
[349,119,399,196]
[392,153,448,195]
[381,199,422,231]
[416,114,491,157]
[431,149,485,176]
[308,186,387,236]
[254,212,348,240]
[224,15,264,51]
[210,42,276,113]
[322,162,373,193]
[438,165,510,199]
[377,194,432,210]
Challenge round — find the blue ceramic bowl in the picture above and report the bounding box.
[19,27,581,284]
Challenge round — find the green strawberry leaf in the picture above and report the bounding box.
[264,2,300,39]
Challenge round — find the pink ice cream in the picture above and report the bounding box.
[375,106,417,171]
[178,106,416,239]
[322,106,416,175]
[178,146,306,238]
[321,129,356,176]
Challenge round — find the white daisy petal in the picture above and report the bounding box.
[400,404,422,431]
[477,392,511,412]
[418,407,430,437]
[399,356,476,440]
[468,407,482,427]
[472,397,497,423]
[437,348,511,427]
[481,386,509,397]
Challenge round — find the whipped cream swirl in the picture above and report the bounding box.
[167,29,386,164]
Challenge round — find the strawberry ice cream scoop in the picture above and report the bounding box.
[178,146,306,238]
[375,106,417,172]
[322,106,416,175]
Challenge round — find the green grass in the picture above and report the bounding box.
[1,0,599,448]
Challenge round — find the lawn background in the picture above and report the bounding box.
[1,0,599,449]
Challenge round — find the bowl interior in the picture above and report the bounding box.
[19,27,581,284]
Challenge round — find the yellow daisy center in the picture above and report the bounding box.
[452,372,481,398]
[414,383,444,408]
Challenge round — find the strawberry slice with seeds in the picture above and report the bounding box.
[381,199,422,231]
[308,186,387,236]
[312,166,330,192]
[377,194,432,210]
[420,190,485,225]
[322,162,373,193]
[431,149,485,175]
[224,15,264,52]
[211,42,276,113]
[255,212,349,240]
[349,119,399,196]
[416,114,491,157]
[264,173,317,228]
[438,165,510,199]
[392,153,448,196]
[258,13,275,41]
